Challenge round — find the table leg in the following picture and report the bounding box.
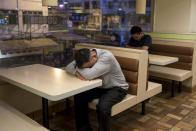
[141,101,146,115]
[42,97,49,129]
[171,80,175,97]
[42,49,45,64]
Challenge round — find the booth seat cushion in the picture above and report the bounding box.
[115,56,139,95]
[89,82,162,116]
[168,62,192,71]
[146,81,162,98]
[88,94,137,116]
[151,44,194,56]
[149,65,192,81]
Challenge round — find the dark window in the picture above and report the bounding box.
[0,10,18,25]
[92,1,99,9]
[129,0,135,8]
[108,2,113,9]
[147,0,151,7]
[23,11,42,24]
[84,1,90,9]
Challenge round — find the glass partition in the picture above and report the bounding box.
[0,10,18,40]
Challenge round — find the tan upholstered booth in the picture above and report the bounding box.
[76,43,162,116]
[151,43,194,70]
[149,38,196,96]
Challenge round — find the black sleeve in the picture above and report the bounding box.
[128,37,134,46]
[143,35,152,47]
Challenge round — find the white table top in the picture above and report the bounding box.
[149,54,179,66]
[0,64,102,101]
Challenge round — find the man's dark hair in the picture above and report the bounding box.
[74,48,90,68]
[130,26,142,35]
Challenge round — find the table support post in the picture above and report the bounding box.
[42,97,49,129]
[171,80,175,97]
[141,101,145,115]
[178,82,182,93]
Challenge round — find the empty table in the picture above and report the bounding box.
[149,54,179,66]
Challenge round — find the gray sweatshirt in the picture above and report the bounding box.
[65,48,129,90]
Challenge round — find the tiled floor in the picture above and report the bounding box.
[42,90,196,131]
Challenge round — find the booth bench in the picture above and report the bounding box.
[75,43,162,116]
[149,39,195,97]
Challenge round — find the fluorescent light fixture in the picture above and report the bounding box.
[64,2,68,4]
[42,0,58,6]
[59,4,64,8]
[136,0,146,14]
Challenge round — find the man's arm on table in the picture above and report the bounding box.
[65,54,111,80]
[65,61,86,80]
[126,44,149,50]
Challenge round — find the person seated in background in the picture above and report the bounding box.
[127,26,152,51]
[65,48,128,131]
[67,17,73,33]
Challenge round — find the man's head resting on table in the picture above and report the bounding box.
[75,48,98,69]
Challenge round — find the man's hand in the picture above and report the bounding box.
[142,46,149,50]
[126,44,131,48]
[127,46,142,50]
[127,45,149,50]
[75,71,86,80]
